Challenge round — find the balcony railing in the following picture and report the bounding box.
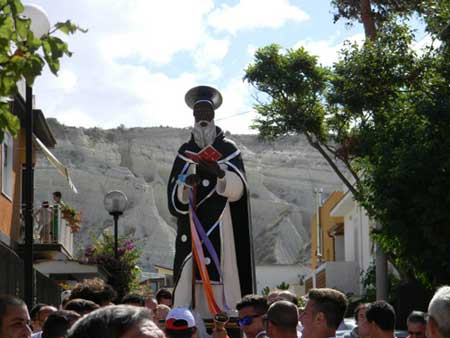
[31,204,74,258]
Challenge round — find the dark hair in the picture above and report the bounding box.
[267,300,298,332]
[70,278,117,306]
[407,311,427,326]
[354,303,369,322]
[307,288,348,329]
[236,294,268,315]
[166,328,195,338]
[53,191,62,198]
[42,310,80,338]
[155,288,172,304]
[68,305,159,338]
[64,299,100,316]
[30,303,47,320]
[366,301,396,331]
[0,295,26,329]
[121,294,145,307]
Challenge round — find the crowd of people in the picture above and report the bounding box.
[1,278,449,338]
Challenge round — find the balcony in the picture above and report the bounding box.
[19,205,74,260]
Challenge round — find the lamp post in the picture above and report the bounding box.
[103,191,128,259]
[22,3,50,309]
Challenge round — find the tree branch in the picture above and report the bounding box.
[304,132,359,196]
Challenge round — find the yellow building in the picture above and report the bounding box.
[311,191,344,270]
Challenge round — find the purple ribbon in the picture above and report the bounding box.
[189,192,223,281]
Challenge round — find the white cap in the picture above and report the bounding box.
[166,307,196,330]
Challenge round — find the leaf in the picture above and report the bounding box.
[0,15,14,40]
[54,20,88,35]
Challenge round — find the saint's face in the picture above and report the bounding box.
[194,106,214,124]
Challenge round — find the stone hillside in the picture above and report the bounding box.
[34,119,342,272]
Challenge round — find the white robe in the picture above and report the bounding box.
[173,168,243,318]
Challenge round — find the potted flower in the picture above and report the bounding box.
[61,204,82,233]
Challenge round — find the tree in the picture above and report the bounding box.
[245,14,450,288]
[0,0,85,141]
[83,232,142,299]
[331,0,424,40]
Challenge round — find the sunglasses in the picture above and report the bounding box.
[238,314,263,327]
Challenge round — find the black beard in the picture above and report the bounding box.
[192,120,216,149]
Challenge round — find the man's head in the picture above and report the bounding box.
[68,305,164,338]
[64,299,100,317]
[355,303,370,338]
[264,300,298,338]
[267,291,281,304]
[154,304,171,330]
[427,286,450,338]
[155,288,172,307]
[300,288,348,338]
[69,278,117,307]
[273,290,298,306]
[52,191,62,203]
[366,301,396,338]
[165,307,197,338]
[121,294,145,307]
[33,305,58,333]
[407,311,427,338]
[30,303,46,332]
[236,294,268,338]
[42,310,80,338]
[0,295,32,338]
[145,297,157,312]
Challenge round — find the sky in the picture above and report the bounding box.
[30,0,369,134]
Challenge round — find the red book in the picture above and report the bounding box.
[185,145,222,162]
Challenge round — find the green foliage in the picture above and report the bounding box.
[276,281,290,290]
[245,44,329,142]
[245,13,450,288]
[84,232,142,299]
[360,263,401,304]
[0,0,85,141]
[261,286,270,296]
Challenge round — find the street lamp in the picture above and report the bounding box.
[103,191,128,259]
[22,3,50,309]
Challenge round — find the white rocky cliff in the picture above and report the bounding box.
[34,119,342,272]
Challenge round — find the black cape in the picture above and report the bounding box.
[167,127,255,298]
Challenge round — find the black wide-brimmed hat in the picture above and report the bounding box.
[185,85,223,110]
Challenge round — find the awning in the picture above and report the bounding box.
[33,136,78,193]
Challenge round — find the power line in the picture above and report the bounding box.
[215,110,254,122]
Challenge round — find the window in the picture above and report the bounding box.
[1,132,13,200]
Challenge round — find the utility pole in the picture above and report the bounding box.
[375,223,388,300]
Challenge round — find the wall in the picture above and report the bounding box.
[0,130,24,240]
[255,264,311,294]
[311,191,344,269]
[344,206,373,275]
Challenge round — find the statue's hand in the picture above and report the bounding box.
[198,159,225,178]
[185,174,201,187]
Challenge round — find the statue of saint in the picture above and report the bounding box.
[167,86,255,318]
